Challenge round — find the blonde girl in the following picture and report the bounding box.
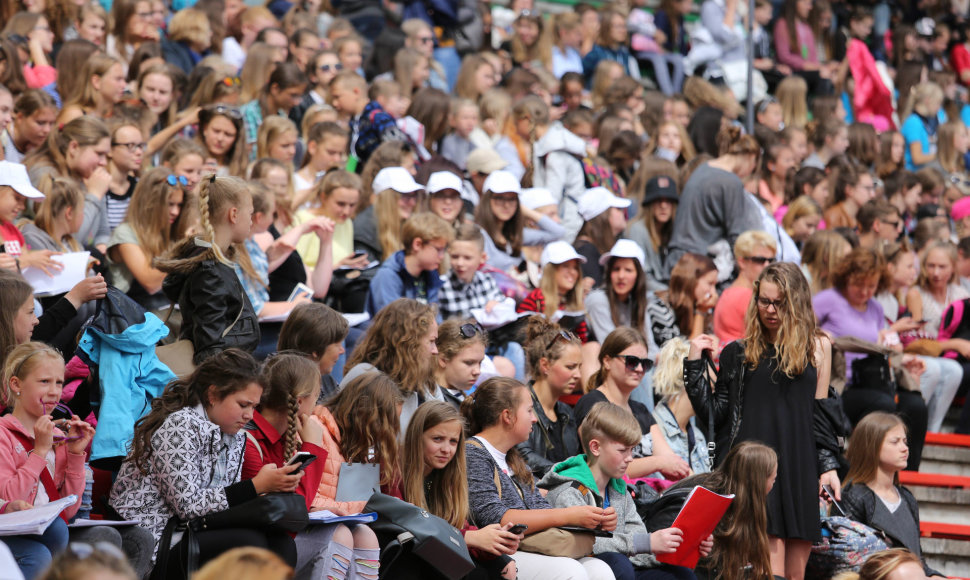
[362,168,427,261]
[434,319,488,407]
[334,35,364,75]
[900,82,944,170]
[590,60,625,111]
[516,241,589,342]
[461,377,617,580]
[242,353,369,580]
[833,549,931,580]
[256,116,299,169]
[252,158,298,231]
[357,141,417,215]
[781,196,822,246]
[192,548,293,580]
[57,53,127,125]
[550,12,584,78]
[160,138,206,194]
[645,120,695,167]
[775,76,808,130]
[295,170,364,270]
[293,121,349,204]
[800,229,852,294]
[937,121,969,176]
[393,47,431,101]
[195,104,247,178]
[455,54,498,103]
[107,167,184,311]
[505,96,550,181]
[155,175,260,363]
[72,2,109,47]
[240,43,281,103]
[402,401,519,580]
[20,178,81,255]
[651,337,710,474]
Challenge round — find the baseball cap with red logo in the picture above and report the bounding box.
[641,176,679,207]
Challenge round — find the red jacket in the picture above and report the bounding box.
[241,411,328,510]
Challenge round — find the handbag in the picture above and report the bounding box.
[466,438,595,559]
[149,493,309,580]
[364,492,475,580]
[807,517,889,578]
[849,353,896,399]
[155,288,247,378]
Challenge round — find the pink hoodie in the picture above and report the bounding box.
[0,414,85,519]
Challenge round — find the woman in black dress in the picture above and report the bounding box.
[684,262,841,580]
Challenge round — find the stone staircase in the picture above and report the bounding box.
[913,407,970,578]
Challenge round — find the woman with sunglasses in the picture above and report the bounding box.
[290,50,341,130]
[713,231,777,347]
[106,167,186,312]
[195,104,246,177]
[575,328,691,482]
[686,262,840,580]
[516,317,584,479]
[435,318,488,409]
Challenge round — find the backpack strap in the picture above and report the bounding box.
[244,430,264,462]
[939,299,965,342]
[468,437,502,500]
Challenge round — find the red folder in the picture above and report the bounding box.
[656,486,734,568]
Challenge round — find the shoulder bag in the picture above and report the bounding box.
[155,288,246,378]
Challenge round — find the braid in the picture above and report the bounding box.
[284,391,300,460]
[521,120,537,188]
[197,176,232,266]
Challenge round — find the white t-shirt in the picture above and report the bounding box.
[473,436,511,476]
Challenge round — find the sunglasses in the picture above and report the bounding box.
[545,330,573,351]
[744,256,775,265]
[221,76,241,87]
[459,322,483,339]
[166,175,189,187]
[319,63,343,72]
[207,104,242,120]
[621,355,653,372]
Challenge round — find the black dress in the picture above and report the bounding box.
[737,346,820,542]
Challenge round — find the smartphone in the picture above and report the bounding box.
[507,524,528,535]
[917,319,930,324]
[287,451,317,473]
[822,484,846,517]
[353,250,368,259]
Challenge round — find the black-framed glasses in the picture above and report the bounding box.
[756,297,784,311]
[744,256,775,265]
[621,355,653,373]
[880,218,902,228]
[416,36,435,44]
[166,175,189,187]
[319,63,343,72]
[112,141,146,152]
[459,323,483,339]
[545,330,573,351]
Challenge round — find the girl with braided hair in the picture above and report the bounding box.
[242,353,368,580]
[156,174,260,364]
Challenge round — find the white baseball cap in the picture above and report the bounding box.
[483,170,521,196]
[427,171,463,194]
[372,167,423,195]
[598,239,646,268]
[577,187,631,221]
[541,241,587,266]
[0,161,44,199]
[520,188,556,210]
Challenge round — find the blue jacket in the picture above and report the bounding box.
[79,312,175,463]
[365,250,442,317]
[582,44,639,83]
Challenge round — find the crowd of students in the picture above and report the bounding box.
[0,0,968,578]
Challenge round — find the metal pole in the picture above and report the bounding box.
[745,0,755,135]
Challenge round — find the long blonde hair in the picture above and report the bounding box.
[256,116,298,164]
[124,168,184,262]
[63,52,124,113]
[34,177,83,252]
[743,262,819,377]
[776,76,809,130]
[538,261,584,318]
[843,412,905,487]
[937,121,968,175]
[402,402,469,528]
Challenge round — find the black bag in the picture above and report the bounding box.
[149,493,308,580]
[326,266,378,314]
[849,354,896,398]
[364,492,474,580]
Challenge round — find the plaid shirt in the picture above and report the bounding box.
[438,270,505,320]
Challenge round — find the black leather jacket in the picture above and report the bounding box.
[841,483,943,577]
[162,251,259,364]
[515,384,581,479]
[685,340,842,475]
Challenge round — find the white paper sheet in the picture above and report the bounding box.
[21,252,90,296]
[69,518,140,528]
[0,495,78,536]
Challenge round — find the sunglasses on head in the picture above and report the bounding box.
[221,76,241,87]
[545,329,573,350]
[620,355,653,373]
[166,175,189,187]
[207,104,242,120]
[459,322,483,339]
[744,256,774,265]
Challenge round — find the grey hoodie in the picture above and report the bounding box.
[537,456,658,568]
[532,122,588,243]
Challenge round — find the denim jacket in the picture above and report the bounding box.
[651,403,711,475]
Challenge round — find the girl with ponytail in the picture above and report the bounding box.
[155,174,260,363]
[242,353,365,580]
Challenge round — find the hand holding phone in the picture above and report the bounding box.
[822,484,846,516]
[287,451,318,473]
[507,523,528,535]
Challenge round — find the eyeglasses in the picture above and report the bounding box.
[756,297,784,311]
[112,141,146,152]
[206,104,242,120]
[221,77,241,87]
[880,218,902,228]
[744,256,775,265]
[319,63,343,72]
[621,355,653,373]
[166,175,189,187]
[459,323,483,339]
[416,36,435,44]
[545,330,573,351]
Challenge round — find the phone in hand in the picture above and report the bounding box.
[822,484,846,516]
[507,524,528,535]
[352,250,368,259]
[287,451,317,473]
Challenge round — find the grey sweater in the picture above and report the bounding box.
[665,163,762,277]
[465,438,551,528]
